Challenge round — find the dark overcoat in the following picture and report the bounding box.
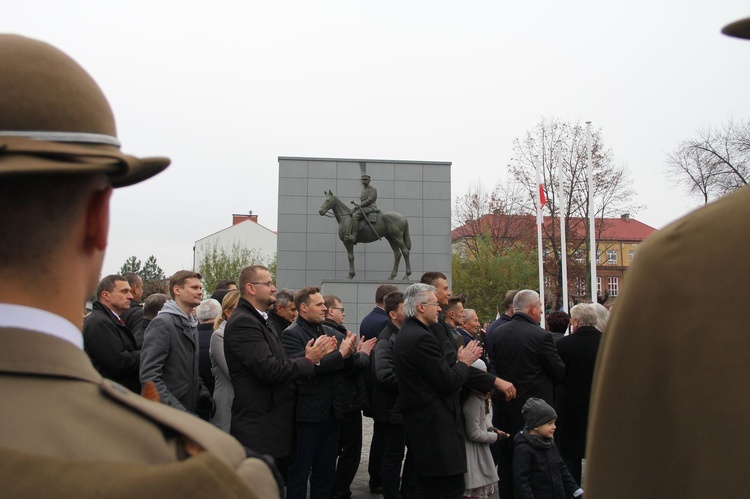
[281,317,347,422]
[491,313,565,434]
[394,316,471,476]
[372,320,402,424]
[83,300,141,393]
[554,325,601,459]
[224,298,314,458]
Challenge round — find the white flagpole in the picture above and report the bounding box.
[557,143,569,313]
[586,121,597,303]
[535,158,546,328]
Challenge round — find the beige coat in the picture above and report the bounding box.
[0,328,278,498]
[585,185,750,497]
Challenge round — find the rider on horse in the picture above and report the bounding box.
[346,174,380,243]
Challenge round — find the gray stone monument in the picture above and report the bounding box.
[276,157,452,334]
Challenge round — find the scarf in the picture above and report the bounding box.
[520,428,555,449]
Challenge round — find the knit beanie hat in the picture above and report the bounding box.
[522,397,557,429]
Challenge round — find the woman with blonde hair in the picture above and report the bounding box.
[210,290,240,432]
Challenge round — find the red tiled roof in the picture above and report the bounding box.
[452,214,656,243]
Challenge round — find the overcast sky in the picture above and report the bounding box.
[6,1,750,276]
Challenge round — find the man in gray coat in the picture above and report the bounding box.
[140,270,212,415]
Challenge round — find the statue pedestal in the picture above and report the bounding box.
[321,279,415,336]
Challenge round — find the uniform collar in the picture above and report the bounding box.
[0,303,82,350]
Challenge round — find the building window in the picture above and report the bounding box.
[629,249,636,263]
[597,277,602,297]
[607,249,618,264]
[573,249,584,263]
[574,277,586,296]
[543,248,551,260]
[543,276,552,291]
[608,276,619,296]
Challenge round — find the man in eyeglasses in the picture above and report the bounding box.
[394,283,483,498]
[225,267,337,481]
[323,295,377,499]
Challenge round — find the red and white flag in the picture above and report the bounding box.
[535,163,547,224]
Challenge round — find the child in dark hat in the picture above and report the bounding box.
[513,398,583,499]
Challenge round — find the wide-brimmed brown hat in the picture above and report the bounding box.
[0,34,169,187]
[722,16,750,40]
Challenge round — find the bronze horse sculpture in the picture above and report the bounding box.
[318,190,412,280]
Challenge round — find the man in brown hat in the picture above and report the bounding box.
[584,18,750,499]
[0,35,278,498]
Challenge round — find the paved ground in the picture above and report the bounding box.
[349,418,500,499]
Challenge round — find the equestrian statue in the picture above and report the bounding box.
[318,179,412,280]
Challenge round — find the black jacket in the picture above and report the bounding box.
[83,301,141,393]
[224,298,314,458]
[394,316,471,476]
[372,320,402,424]
[325,318,369,415]
[197,322,215,395]
[431,314,496,394]
[282,317,367,422]
[485,313,512,374]
[267,309,291,337]
[121,298,144,347]
[554,325,602,458]
[513,431,580,499]
[492,313,566,435]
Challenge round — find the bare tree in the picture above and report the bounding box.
[452,181,530,259]
[666,119,750,204]
[508,118,640,308]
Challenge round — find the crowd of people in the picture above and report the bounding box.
[4,18,750,498]
[81,265,609,499]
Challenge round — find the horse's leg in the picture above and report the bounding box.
[346,241,356,279]
[385,237,401,280]
[402,247,412,280]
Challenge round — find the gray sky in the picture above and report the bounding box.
[6,1,750,276]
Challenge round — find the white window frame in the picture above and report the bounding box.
[608,276,619,296]
[607,249,618,265]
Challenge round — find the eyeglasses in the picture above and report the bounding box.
[420,302,440,307]
[330,307,345,313]
[250,281,275,288]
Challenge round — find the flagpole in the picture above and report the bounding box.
[557,142,568,313]
[586,121,597,303]
[535,157,546,328]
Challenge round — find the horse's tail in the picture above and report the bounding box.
[403,218,412,250]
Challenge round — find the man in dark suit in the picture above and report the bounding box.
[323,294,376,499]
[485,289,518,374]
[554,303,602,484]
[121,272,145,346]
[225,266,336,476]
[0,35,278,497]
[281,288,358,499]
[372,291,417,499]
[83,274,141,393]
[491,289,566,498]
[420,272,517,400]
[360,283,398,493]
[267,288,297,336]
[394,283,483,498]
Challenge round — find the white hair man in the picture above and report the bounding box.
[394,283,483,497]
[555,303,603,484]
[196,298,222,407]
[490,289,566,499]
